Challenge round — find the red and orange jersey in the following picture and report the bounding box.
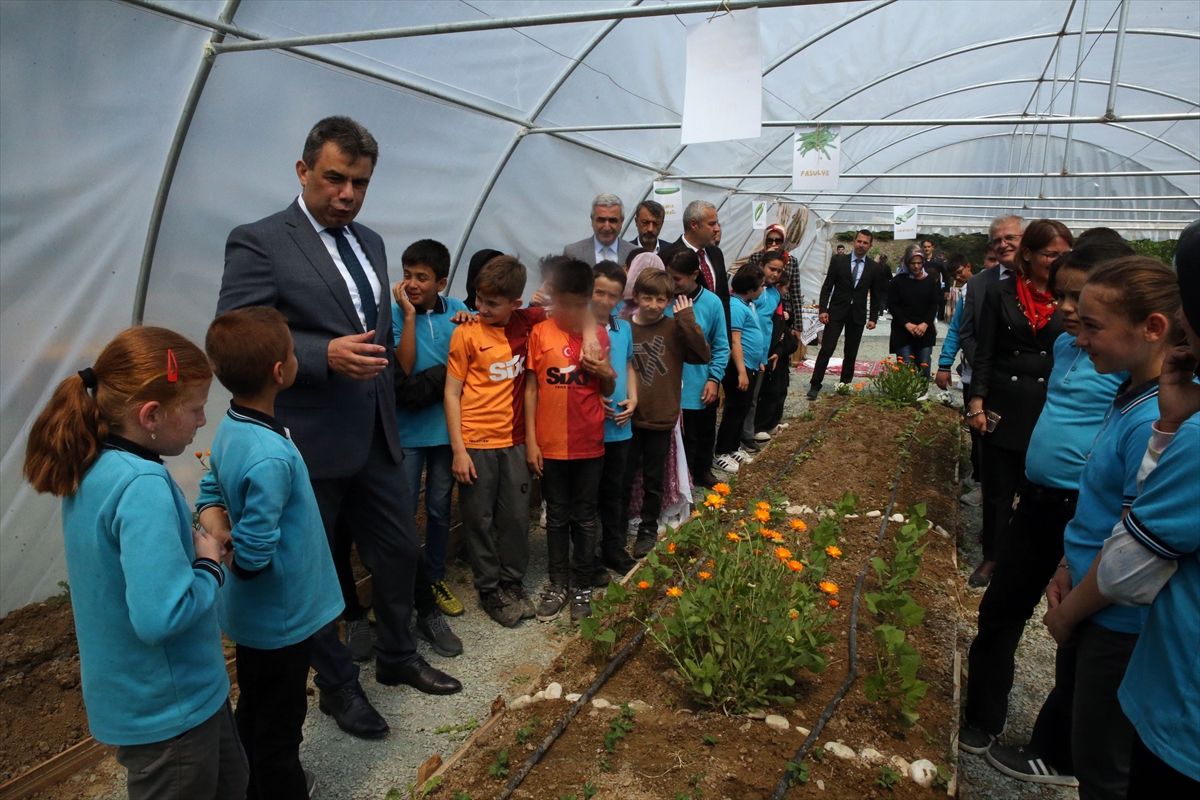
[527,320,610,460]
[447,307,546,449]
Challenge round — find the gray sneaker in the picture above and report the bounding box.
[570,589,593,622]
[479,589,522,628]
[501,582,536,619]
[535,584,569,622]
[415,610,464,657]
[345,618,374,662]
[986,744,1078,786]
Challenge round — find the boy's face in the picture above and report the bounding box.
[591,276,624,318]
[474,291,523,326]
[636,292,670,323]
[552,292,590,333]
[762,261,784,286]
[1053,266,1087,336]
[403,263,447,310]
[665,266,698,296]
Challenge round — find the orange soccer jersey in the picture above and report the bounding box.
[527,320,611,460]
[447,307,546,449]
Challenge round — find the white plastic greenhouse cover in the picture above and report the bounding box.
[1,0,1197,613]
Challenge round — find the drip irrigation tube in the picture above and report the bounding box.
[497,398,850,799]
[769,408,926,799]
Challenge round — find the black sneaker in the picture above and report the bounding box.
[535,583,569,622]
[414,610,464,657]
[570,588,593,622]
[986,744,1078,786]
[479,589,522,628]
[806,386,820,401]
[602,549,637,575]
[500,582,536,619]
[958,724,996,755]
[632,532,658,559]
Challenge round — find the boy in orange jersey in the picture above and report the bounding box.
[524,257,617,623]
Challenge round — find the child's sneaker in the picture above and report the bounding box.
[479,589,522,628]
[431,579,465,617]
[754,431,772,442]
[986,744,1078,786]
[731,448,755,464]
[570,589,593,622]
[414,610,464,657]
[501,581,536,619]
[536,584,569,622]
[713,453,740,473]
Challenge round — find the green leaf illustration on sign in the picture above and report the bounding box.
[796,127,839,161]
[754,203,765,221]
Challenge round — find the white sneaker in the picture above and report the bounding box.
[754,431,772,442]
[960,487,983,507]
[713,454,740,473]
[731,448,755,464]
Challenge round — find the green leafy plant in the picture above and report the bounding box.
[876,765,901,789]
[581,580,637,660]
[933,765,953,789]
[597,758,612,772]
[702,733,719,746]
[674,772,707,799]
[434,718,479,736]
[865,504,929,629]
[865,623,928,728]
[603,704,636,753]
[45,580,71,608]
[801,409,816,421]
[812,745,826,763]
[796,126,839,161]
[387,777,443,800]
[582,780,599,800]
[785,760,810,786]
[451,792,471,800]
[515,716,541,744]
[869,357,930,409]
[488,750,510,779]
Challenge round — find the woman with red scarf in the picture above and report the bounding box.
[745,224,804,332]
[967,219,1073,586]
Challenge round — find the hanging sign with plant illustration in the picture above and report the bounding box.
[652,180,683,223]
[752,200,768,230]
[894,205,919,240]
[792,125,840,190]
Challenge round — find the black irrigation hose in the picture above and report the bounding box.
[497,398,851,800]
[769,409,925,800]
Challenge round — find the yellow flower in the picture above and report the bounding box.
[786,559,804,573]
[819,580,839,595]
[666,586,683,598]
[713,482,731,496]
[754,509,771,523]
[774,547,793,561]
[789,609,800,620]
[756,501,771,511]
[704,494,725,509]
[699,571,712,580]
[825,546,842,559]
[790,519,808,531]
[727,532,741,542]
[637,581,650,590]
[667,542,677,553]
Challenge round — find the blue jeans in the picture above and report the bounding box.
[895,345,933,378]
[401,445,454,583]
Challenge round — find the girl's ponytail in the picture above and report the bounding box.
[23,326,210,497]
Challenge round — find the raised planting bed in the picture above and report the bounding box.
[434,397,965,800]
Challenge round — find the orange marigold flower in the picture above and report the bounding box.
[666,586,683,598]
[825,546,842,558]
[727,532,741,542]
[756,501,772,511]
[790,519,808,531]
[704,494,725,509]
[829,599,840,608]
[753,548,763,556]
[713,482,731,496]
[195,451,203,458]
[754,509,771,523]
[819,580,839,595]
[920,362,929,367]
[762,530,784,542]
[691,510,701,517]
[205,450,211,456]
[774,547,793,561]
[637,581,650,590]
[854,383,865,390]
[786,559,804,572]
[789,609,800,619]
[699,571,712,580]
[893,365,900,372]
[667,542,677,553]
[708,559,716,568]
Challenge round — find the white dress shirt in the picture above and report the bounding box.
[593,235,620,265]
[298,195,381,331]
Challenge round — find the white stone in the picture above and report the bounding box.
[565,693,582,702]
[824,742,856,760]
[910,759,938,788]
[544,682,563,700]
[865,510,882,518]
[746,709,767,720]
[890,755,911,774]
[591,698,611,709]
[816,779,825,791]
[532,690,547,701]
[765,715,790,731]
[890,513,906,523]
[934,525,950,538]
[795,726,810,736]
[801,505,814,514]
[509,695,534,710]
[786,505,805,516]
[843,513,860,519]
[628,700,652,713]
[859,747,886,766]
[739,722,752,732]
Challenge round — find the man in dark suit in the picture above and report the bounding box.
[563,193,636,266]
[807,229,884,400]
[628,199,665,254]
[659,200,730,326]
[922,239,951,320]
[217,117,461,739]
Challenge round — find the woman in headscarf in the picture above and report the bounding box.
[618,251,664,320]
[746,224,804,325]
[888,244,941,376]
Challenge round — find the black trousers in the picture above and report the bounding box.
[235,638,314,800]
[542,457,604,589]
[621,427,672,539]
[978,439,1025,562]
[308,413,422,691]
[754,362,791,432]
[965,480,1078,734]
[681,404,718,480]
[596,438,631,564]
[1128,729,1200,799]
[809,313,865,387]
[716,369,758,455]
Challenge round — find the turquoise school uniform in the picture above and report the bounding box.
[392,296,469,448]
[198,404,343,651]
[1118,415,1200,781]
[1062,379,1160,633]
[666,285,729,411]
[753,284,781,339]
[729,294,766,370]
[62,436,228,745]
[604,316,634,443]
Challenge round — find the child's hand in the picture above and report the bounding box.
[581,339,603,363]
[769,354,779,371]
[737,369,749,392]
[392,281,416,316]
[530,286,551,308]
[701,380,719,405]
[192,528,222,563]
[526,442,543,477]
[452,450,477,484]
[613,397,636,426]
[580,349,613,379]
[673,294,693,313]
[450,310,477,325]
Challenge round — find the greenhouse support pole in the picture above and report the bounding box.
[1062,0,1090,173]
[1037,36,1065,198]
[1106,0,1131,118]
[132,0,241,325]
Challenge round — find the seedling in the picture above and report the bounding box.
[488,750,509,779]
[786,761,810,786]
[812,745,826,763]
[702,733,719,746]
[515,716,541,744]
[434,718,479,736]
[451,792,471,800]
[933,765,953,789]
[876,766,901,789]
[583,781,599,799]
[598,758,612,772]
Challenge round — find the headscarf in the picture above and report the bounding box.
[620,251,665,319]
[1173,218,1200,334]
[464,248,503,311]
[761,224,790,261]
[898,244,925,277]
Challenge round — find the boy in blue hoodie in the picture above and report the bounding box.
[199,307,344,800]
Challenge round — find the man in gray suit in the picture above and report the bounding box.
[563,193,636,266]
[217,117,460,739]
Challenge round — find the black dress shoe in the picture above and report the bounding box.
[806,386,820,401]
[317,685,389,738]
[376,657,463,694]
[602,549,637,575]
[694,470,721,489]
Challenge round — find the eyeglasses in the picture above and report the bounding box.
[1035,249,1071,259]
[989,233,1021,248]
[765,237,784,245]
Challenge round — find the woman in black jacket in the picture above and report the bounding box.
[888,245,941,376]
[966,219,1073,585]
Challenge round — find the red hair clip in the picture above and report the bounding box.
[166,349,178,383]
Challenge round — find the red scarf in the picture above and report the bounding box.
[1014,275,1057,331]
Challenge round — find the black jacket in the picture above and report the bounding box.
[660,236,730,327]
[887,272,941,351]
[970,279,1065,452]
[818,253,884,327]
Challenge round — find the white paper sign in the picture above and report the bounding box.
[680,8,763,145]
[752,200,768,229]
[792,126,841,190]
[652,181,683,222]
[894,205,919,239]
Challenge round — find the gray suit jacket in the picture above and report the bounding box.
[563,236,635,266]
[958,264,1009,369]
[217,199,401,479]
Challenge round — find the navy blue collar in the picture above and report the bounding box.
[607,314,622,332]
[416,296,450,315]
[228,402,289,438]
[104,434,163,464]
[1114,377,1160,415]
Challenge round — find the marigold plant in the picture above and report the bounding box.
[868,357,929,409]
